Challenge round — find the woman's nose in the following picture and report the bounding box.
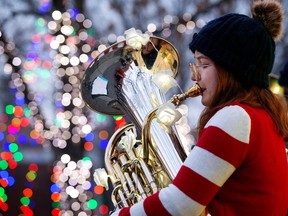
[190,63,200,81]
[191,73,198,81]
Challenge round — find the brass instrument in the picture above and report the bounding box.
[81,33,202,209]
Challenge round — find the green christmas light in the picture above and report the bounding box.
[0,161,8,170]
[96,114,106,122]
[0,193,7,202]
[13,152,23,162]
[82,157,91,161]
[20,196,30,206]
[87,28,95,36]
[87,199,98,210]
[24,107,31,117]
[9,143,18,153]
[35,17,46,28]
[0,187,5,196]
[52,201,61,208]
[5,105,14,115]
[113,116,122,121]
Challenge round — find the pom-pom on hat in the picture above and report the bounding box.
[189,0,284,89]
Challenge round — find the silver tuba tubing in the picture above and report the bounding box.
[81,34,202,209]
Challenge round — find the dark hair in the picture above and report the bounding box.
[197,64,288,141]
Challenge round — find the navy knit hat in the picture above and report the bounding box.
[189,1,284,89]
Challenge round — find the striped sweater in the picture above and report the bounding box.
[112,103,288,216]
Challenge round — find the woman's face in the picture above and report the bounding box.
[191,51,219,107]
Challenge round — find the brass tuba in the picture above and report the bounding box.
[81,32,202,209]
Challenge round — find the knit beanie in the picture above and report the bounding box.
[279,62,288,87]
[189,0,283,89]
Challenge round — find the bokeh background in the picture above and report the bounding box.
[0,0,287,215]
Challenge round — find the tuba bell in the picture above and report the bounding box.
[81,29,202,209]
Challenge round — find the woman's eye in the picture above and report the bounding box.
[198,63,209,68]
[203,64,210,68]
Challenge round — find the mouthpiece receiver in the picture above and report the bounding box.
[170,83,202,106]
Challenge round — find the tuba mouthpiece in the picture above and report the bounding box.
[170,83,202,106]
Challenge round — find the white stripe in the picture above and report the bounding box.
[205,105,251,143]
[159,184,205,216]
[130,200,146,216]
[184,146,235,186]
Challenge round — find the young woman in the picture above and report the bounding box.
[112,0,288,215]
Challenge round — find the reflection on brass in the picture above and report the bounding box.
[80,36,180,116]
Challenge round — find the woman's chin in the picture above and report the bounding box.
[201,96,211,107]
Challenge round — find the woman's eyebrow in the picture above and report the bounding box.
[194,55,209,61]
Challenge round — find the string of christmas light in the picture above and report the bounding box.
[19,163,39,216]
[0,30,34,213]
